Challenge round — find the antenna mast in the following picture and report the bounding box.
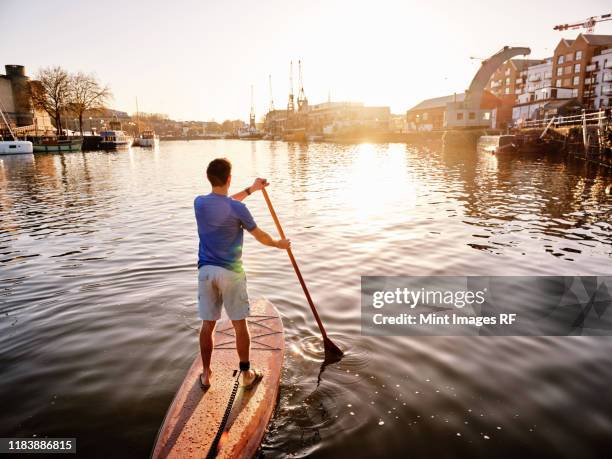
[297,60,307,111]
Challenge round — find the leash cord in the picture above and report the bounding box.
[205,369,242,459]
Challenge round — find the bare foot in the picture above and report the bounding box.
[200,368,212,387]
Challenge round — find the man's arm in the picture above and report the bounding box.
[249,227,291,249]
[231,178,268,202]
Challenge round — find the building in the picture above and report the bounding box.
[585,47,612,109]
[0,64,53,134]
[551,34,612,108]
[307,102,390,135]
[512,58,573,123]
[485,58,547,126]
[406,91,501,131]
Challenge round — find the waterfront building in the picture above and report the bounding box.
[512,58,574,123]
[406,91,501,131]
[551,34,612,108]
[0,64,53,135]
[584,47,612,109]
[307,102,390,135]
[485,58,547,126]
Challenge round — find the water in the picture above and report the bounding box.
[1,141,611,458]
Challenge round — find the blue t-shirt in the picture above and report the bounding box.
[194,193,257,272]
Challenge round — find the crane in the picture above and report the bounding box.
[269,75,274,112]
[287,61,295,113]
[297,60,308,111]
[249,84,256,129]
[553,13,611,33]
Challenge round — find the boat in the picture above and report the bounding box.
[151,298,284,459]
[32,136,83,153]
[99,130,133,150]
[0,100,33,154]
[237,126,263,140]
[477,135,516,154]
[0,138,33,154]
[137,130,159,147]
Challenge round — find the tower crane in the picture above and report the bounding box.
[553,13,611,33]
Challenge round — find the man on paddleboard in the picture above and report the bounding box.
[194,158,290,389]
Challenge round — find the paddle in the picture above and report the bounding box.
[261,187,344,357]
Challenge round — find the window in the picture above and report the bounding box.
[573,76,580,85]
[483,112,491,120]
[574,63,580,73]
[557,67,563,76]
[551,88,557,98]
[572,88,578,97]
[469,112,476,120]
[505,87,510,94]
[505,77,510,85]
[456,112,464,120]
[558,55,564,64]
[566,53,573,61]
[556,79,562,87]
[576,50,583,60]
[505,68,510,76]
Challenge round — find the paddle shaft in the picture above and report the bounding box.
[261,188,330,341]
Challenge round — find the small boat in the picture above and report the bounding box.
[478,135,516,154]
[99,130,133,150]
[0,139,33,154]
[33,137,83,153]
[151,298,284,459]
[237,126,263,139]
[137,130,159,147]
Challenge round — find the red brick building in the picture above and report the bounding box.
[551,34,612,108]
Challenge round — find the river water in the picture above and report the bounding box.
[1,140,611,458]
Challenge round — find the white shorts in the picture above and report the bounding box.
[197,265,250,321]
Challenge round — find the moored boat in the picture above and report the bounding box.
[99,130,133,150]
[478,135,516,154]
[0,139,33,154]
[137,130,159,147]
[32,137,83,153]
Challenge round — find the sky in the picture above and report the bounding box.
[1,0,611,121]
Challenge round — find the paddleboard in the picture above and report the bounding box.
[152,298,284,459]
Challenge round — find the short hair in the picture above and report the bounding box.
[206,158,232,186]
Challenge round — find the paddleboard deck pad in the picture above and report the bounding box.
[152,298,284,459]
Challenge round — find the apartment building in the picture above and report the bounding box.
[512,58,573,122]
[584,47,612,109]
[551,34,612,108]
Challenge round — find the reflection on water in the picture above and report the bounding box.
[0,141,611,458]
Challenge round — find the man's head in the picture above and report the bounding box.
[206,158,232,188]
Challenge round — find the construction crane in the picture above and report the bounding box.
[553,13,611,33]
[268,75,274,112]
[297,60,308,111]
[287,61,295,113]
[249,85,256,129]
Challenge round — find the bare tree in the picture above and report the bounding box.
[30,66,72,135]
[69,72,111,135]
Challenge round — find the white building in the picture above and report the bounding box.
[512,58,573,124]
[586,47,612,109]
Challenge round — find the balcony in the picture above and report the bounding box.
[606,61,612,69]
[584,77,594,84]
[603,85,612,96]
[586,64,597,72]
[528,74,541,82]
[604,71,612,82]
[515,78,523,84]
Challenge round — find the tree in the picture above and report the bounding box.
[70,72,111,135]
[31,66,72,135]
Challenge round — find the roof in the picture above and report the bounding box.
[582,34,612,46]
[408,93,465,112]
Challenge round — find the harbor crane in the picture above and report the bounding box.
[269,75,274,112]
[553,13,611,32]
[249,85,256,129]
[297,60,308,111]
[287,61,295,113]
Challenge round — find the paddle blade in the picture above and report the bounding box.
[323,336,344,357]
